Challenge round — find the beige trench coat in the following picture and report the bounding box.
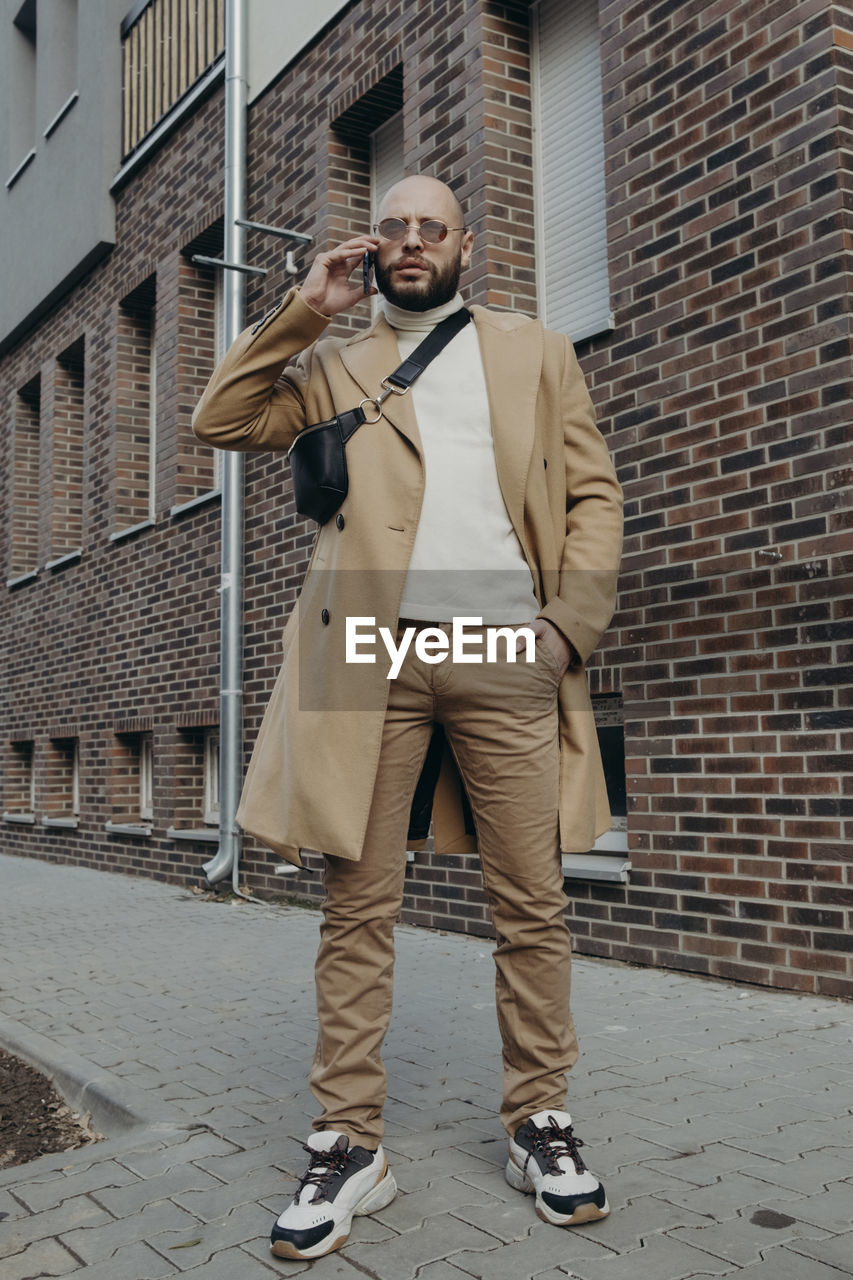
[192,288,623,866]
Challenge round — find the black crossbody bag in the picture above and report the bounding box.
[288,307,472,525]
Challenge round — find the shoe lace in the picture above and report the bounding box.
[297,1140,351,1203]
[524,1115,587,1177]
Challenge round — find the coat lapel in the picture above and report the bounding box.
[339,315,423,454]
[472,306,544,551]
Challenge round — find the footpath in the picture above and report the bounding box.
[0,852,852,1280]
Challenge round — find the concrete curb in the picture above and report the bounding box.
[0,1017,183,1137]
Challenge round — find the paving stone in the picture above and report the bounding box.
[63,1241,180,1279]
[451,1221,615,1279]
[0,1189,33,1222]
[722,1120,851,1164]
[0,1238,80,1279]
[383,1122,504,1161]
[555,1232,736,1280]
[196,1144,295,1183]
[173,1167,290,1220]
[118,1131,243,1178]
[410,1265,480,1280]
[785,1229,853,1272]
[391,1146,496,1193]
[149,1200,282,1268]
[660,1172,806,1221]
[91,1163,223,1218]
[770,1179,853,1233]
[580,1192,710,1253]
[177,1244,284,1276]
[640,1141,782,1187]
[372,1174,500,1232]
[740,1151,853,1195]
[668,1209,830,1267]
[708,1247,853,1279]
[345,1214,501,1279]
[58,1199,202,1265]
[0,1192,113,1255]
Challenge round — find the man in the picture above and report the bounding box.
[193,174,623,1261]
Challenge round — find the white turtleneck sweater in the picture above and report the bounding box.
[383,293,539,624]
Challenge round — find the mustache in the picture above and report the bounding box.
[393,256,434,271]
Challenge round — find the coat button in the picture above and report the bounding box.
[335,513,345,530]
[321,608,330,625]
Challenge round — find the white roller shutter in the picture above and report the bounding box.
[370,110,405,211]
[532,0,613,341]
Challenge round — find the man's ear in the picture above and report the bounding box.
[460,229,475,269]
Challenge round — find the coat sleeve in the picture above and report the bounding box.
[537,336,623,665]
[192,287,330,451]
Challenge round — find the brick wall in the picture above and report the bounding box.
[580,0,853,995]
[1,0,851,997]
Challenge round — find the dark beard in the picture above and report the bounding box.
[375,248,463,312]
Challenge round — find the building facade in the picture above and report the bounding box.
[2,0,851,997]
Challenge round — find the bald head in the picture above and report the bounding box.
[376,175,465,229]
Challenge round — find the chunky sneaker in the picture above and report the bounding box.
[270,1131,397,1260]
[506,1110,609,1226]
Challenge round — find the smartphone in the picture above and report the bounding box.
[363,251,375,296]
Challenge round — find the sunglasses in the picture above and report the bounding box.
[373,218,467,243]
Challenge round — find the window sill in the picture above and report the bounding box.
[166,826,219,842]
[171,489,221,519]
[561,851,631,884]
[7,568,39,589]
[109,519,155,543]
[6,149,36,191]
[3,812,36,825]
[105,820,153,837]
[590,828,628,854]
[42,816,80,829]
[45,549,83,572]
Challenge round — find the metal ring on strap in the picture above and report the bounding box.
[358,397,384,424]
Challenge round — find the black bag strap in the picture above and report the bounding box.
[383,305,472,392]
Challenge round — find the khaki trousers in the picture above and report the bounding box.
[310,623,579,1146]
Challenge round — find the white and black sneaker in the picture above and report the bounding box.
[506,1110,609,1227]
[270,1130,397,1260]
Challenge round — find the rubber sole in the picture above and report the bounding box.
[505,1155,610,1227]
[270,1165,398,1260]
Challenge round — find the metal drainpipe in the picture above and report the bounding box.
[203,0,248,892]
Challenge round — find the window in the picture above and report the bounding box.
[170,722,220,837]
[562,695,628,883]
[175,223,225,508]
[203,729,219,826]
[108,728,154,832]
[369,110,404,316]
[531,0,613,341]
[114,277,156,532]
[329,65,403,332]
[9,375,41,581]
[44,737,80,825]
[593,695,627,842]
[370,109,404,211]
[4,739,35,821]
[139,734,153,820]
[51,339,85,560]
